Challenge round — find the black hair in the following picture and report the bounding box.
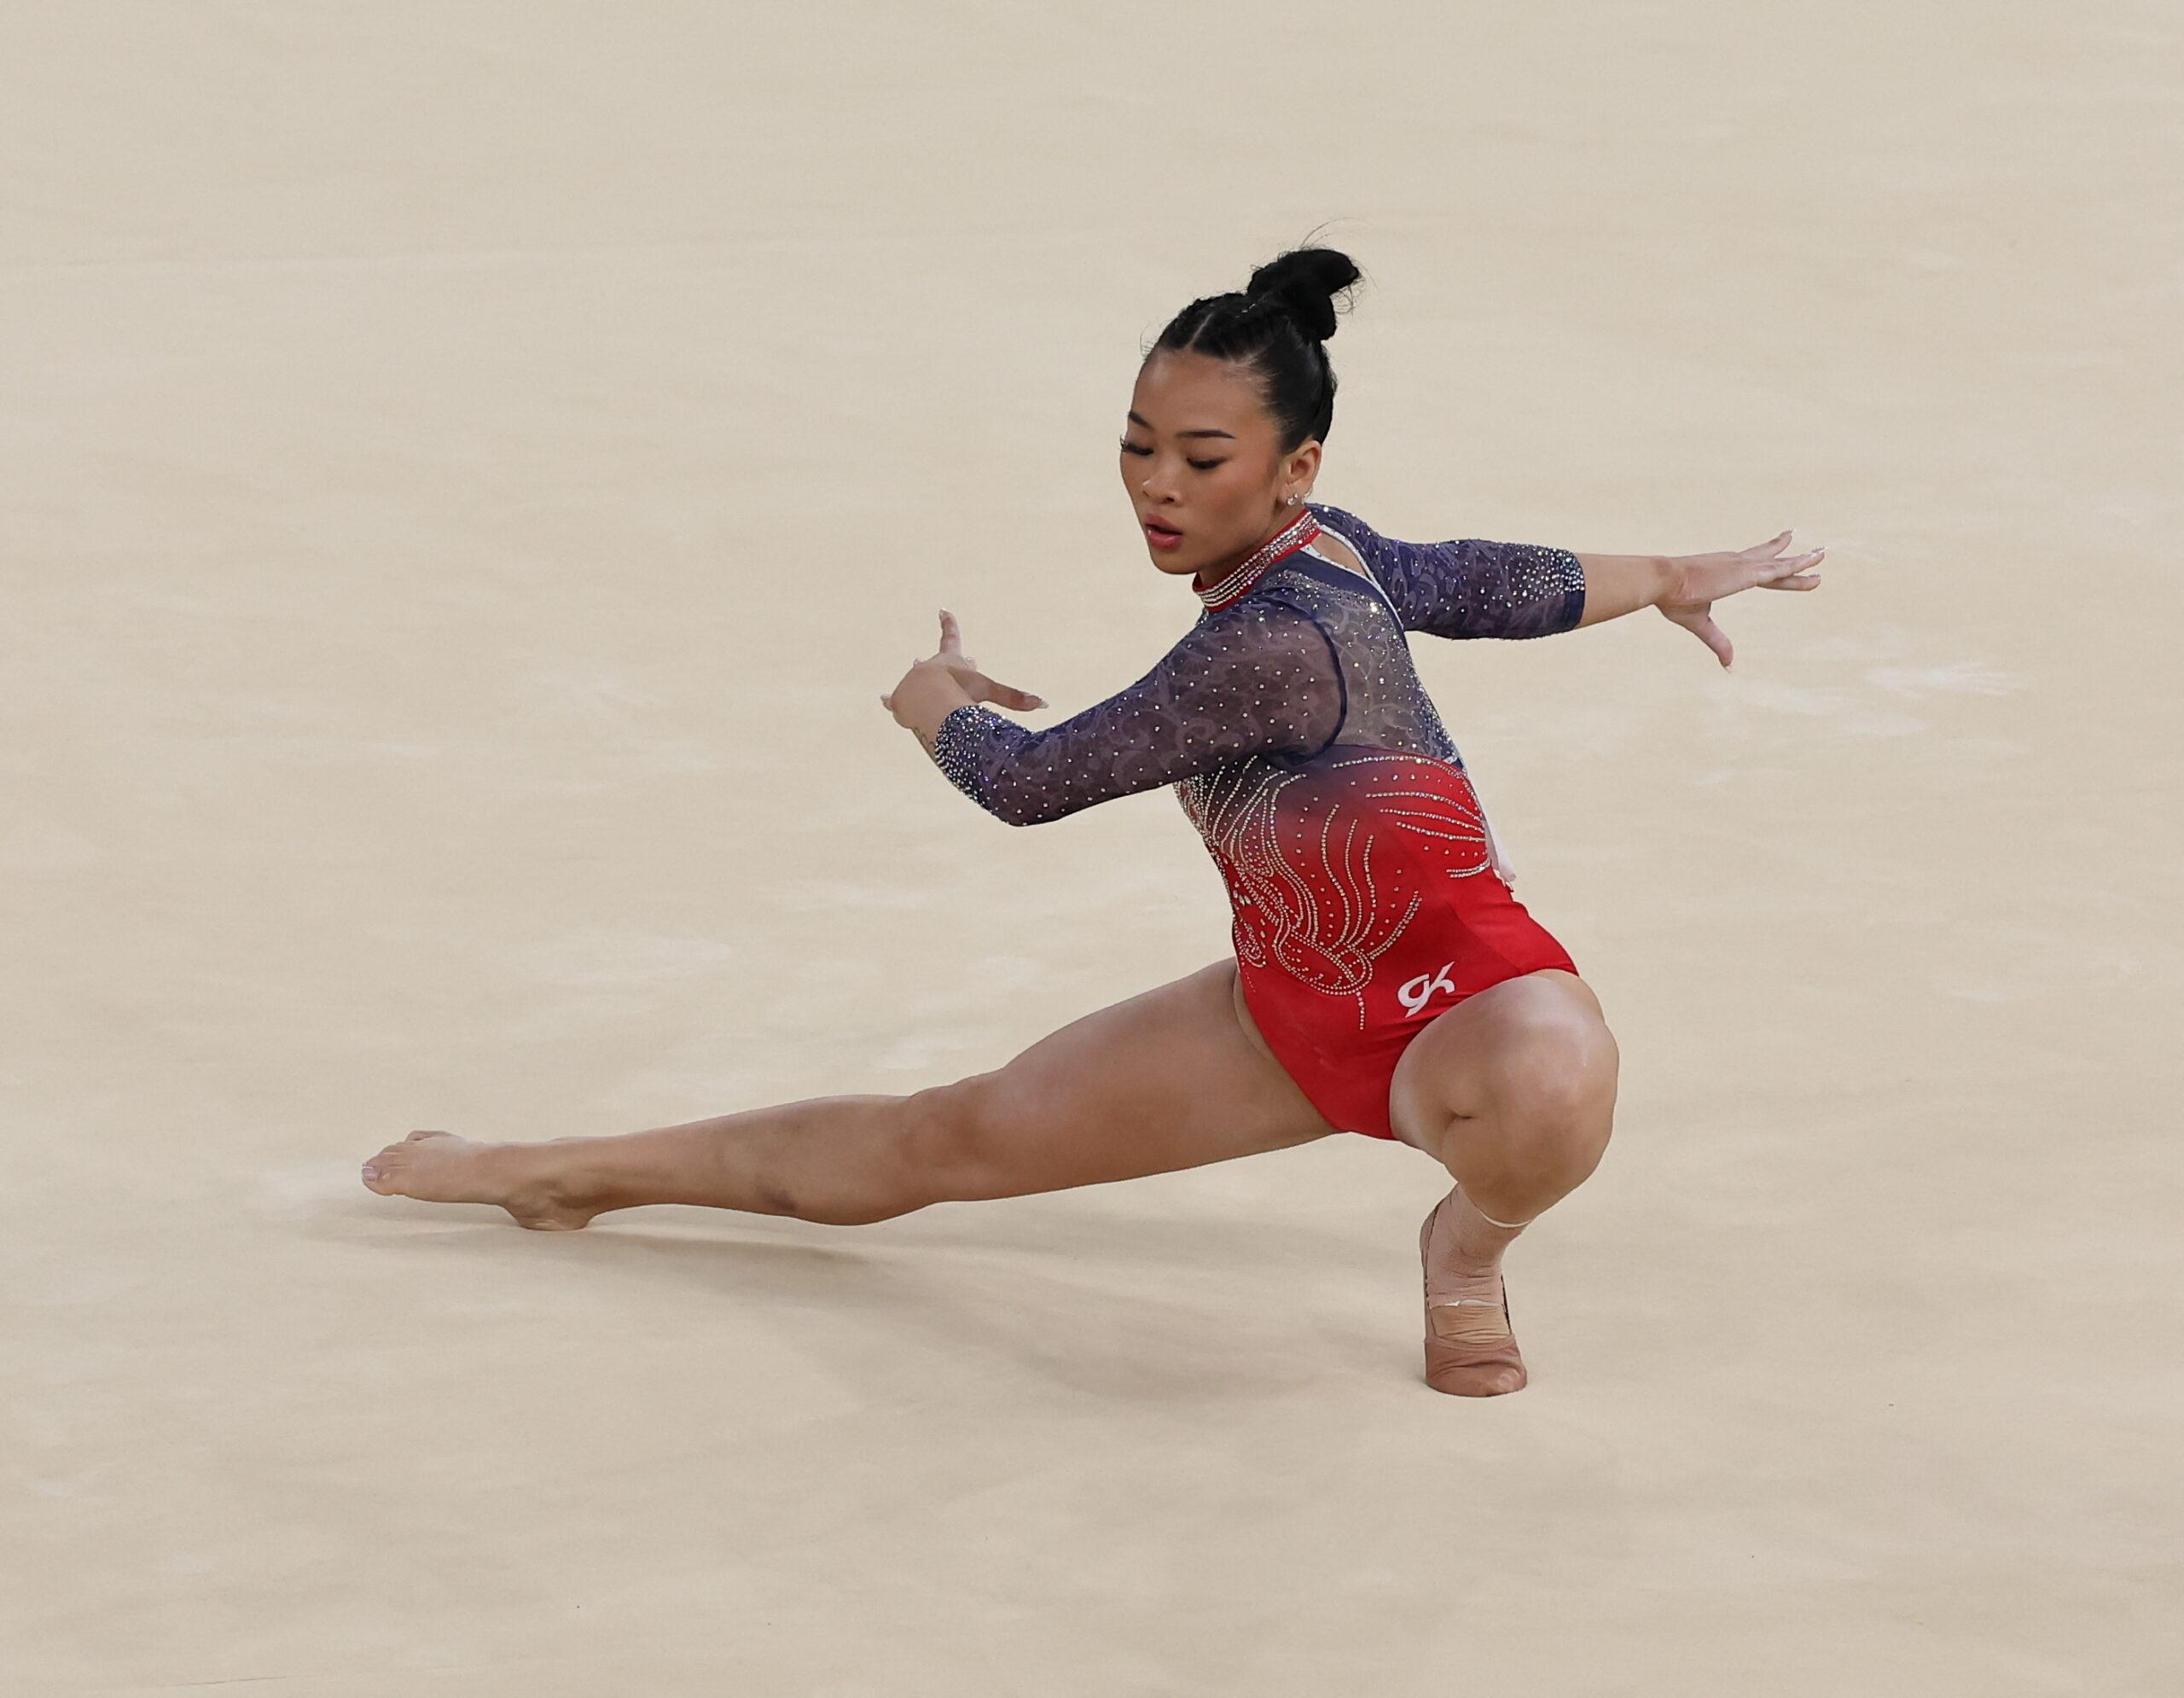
[1148,245,1364,451]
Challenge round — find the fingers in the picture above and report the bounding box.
[1750,545,1825,589]
[1749,529,1793,559]
[1692,613,1733,669]
[880,673,1045,717]
[898,610,1048,713]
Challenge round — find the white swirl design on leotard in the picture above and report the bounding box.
[1325,753,1498,875]
[1177,748,1498,1031]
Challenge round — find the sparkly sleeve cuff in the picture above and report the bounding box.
[930,701,1006,807]
[1473,542,1588,638]
[1543,547,1587,635]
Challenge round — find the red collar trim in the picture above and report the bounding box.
[1192,511,1321,610]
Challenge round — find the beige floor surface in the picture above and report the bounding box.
[5,3,2180,1693]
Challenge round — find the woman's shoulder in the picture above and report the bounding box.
[1305,499,1380,543]
[1295,503,1387,592]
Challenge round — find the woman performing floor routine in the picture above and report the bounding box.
[362,245,1823,1396]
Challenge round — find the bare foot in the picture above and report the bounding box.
[360,1131,600,1231]
[1420,1189,1529,1397]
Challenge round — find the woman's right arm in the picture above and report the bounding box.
[921,598,1343,828]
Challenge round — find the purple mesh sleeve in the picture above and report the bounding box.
[1309,503,1586,640]
[926,596,1343,826]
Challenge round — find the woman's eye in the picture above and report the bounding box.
[1119,440,1152,456]
[1188,458,1225,472]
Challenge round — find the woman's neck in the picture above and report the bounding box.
[1192,506,1320,609]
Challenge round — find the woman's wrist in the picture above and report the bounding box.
[1573,552,1682,625]
[1651,555,1687,608]
[895,663,979,750]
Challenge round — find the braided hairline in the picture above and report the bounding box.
[1156,288,1336,449]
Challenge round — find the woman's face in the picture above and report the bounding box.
[1121,349,1319,580]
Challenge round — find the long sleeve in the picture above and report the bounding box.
[928,596,1344,827]
[1309,502,1586,640]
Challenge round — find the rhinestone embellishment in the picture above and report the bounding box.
[1193,509,1322,610]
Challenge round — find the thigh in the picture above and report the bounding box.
[1385,968,1618,1160]
[921,958,1341,1202]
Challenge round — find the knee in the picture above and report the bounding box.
[783,1080,1002,1227]
[891,1072,1014,1208]
[1480,1006,1619,1165]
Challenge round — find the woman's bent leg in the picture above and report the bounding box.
[360,959,1339,1230]
[1386,968,1620,1395]
[1388,969,1619,1224]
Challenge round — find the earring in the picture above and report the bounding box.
[1285,493,1300,507]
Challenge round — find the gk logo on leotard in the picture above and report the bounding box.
[1397,962,1458,1017]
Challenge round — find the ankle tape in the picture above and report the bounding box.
[1457,1187,1532,1230]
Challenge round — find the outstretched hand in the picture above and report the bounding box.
[1659,531,1825,669]
[880,609,1046,729]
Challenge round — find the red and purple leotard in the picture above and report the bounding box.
[929,502,1587,1142]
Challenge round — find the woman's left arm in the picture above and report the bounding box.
[1577,531,1826,668]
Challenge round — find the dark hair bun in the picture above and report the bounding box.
[1150,244,1363,449]
[1245,247,1362,342]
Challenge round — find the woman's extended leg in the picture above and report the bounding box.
[360,958,1338,1230]
[1387,968,1620,1396]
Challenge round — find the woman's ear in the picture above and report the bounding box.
[1285,439,1322,500]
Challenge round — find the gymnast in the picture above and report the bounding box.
[362,245,1822,1396]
